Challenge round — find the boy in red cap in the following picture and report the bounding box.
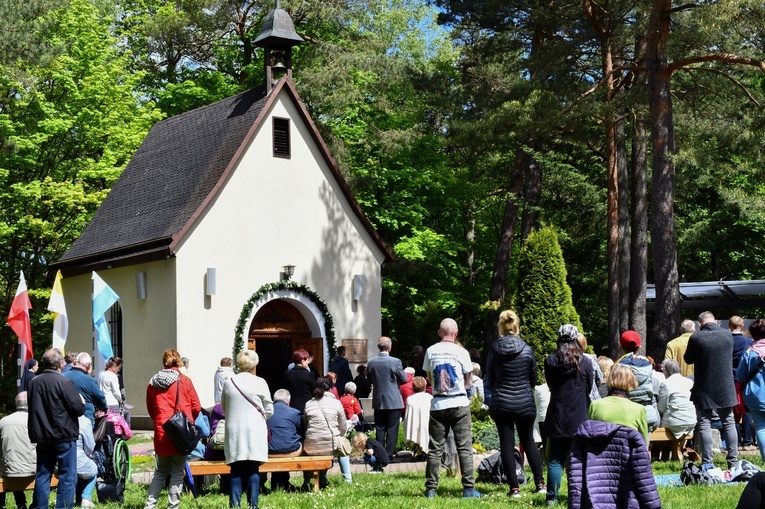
[617,330,660,430]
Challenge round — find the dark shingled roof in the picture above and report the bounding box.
[51,80,392,275]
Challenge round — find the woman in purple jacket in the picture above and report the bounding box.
[569,420,661,509]
[543,324,593,505]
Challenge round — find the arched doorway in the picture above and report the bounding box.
[248,299,324,392]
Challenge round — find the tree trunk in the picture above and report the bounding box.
[629,111,649,347]
[629,27,649,352]
[484,149,526,355]
[617,111,631,338]
[647,0,680,358]
[601,41,621,354]
[459,206,477,341]
[521,147,542,241]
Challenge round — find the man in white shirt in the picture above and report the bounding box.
[423,318,481,499]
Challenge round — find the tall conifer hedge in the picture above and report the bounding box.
[517,226,582,382]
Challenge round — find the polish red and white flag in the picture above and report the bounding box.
[7,270,33,364]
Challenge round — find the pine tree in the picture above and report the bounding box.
[517,226,581,381]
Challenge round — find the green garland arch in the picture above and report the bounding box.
[233,280,336,362]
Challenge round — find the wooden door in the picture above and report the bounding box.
[292,338,324,376]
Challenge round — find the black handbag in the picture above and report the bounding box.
[96,477,125,503]
[161,379,200,456]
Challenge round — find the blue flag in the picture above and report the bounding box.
[92,271,119,361]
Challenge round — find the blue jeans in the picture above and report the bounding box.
[698,407,738,468]
[76,476,97,504]
[546,437,573,502]
[34,441,77,509]
[338,455,351,483]
[749,408,765,462]
[229,461,260,508]
[363,453,383,470]
[425,405,474,491]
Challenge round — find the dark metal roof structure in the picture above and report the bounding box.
[254,0,304,48]
[50,79,393,276]
[646,280,765,310]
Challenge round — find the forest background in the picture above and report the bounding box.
[2,0,765,410]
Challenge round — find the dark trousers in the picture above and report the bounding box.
[425,405,475,491]
[738,411,755,446]
[491,410,545,488]
[374,408,402,457]
[0,491,27,509]
[736,471,765,509]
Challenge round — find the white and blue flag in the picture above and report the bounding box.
[92,271,119,361]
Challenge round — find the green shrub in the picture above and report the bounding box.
[471,418,499,451]
[517,226,582,383]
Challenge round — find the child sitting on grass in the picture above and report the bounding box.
[352,433,389,473]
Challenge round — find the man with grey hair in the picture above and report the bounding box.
[64,352,107,427]
[665,319,697,377]
[267,389,303,491]
[0,392,36,509]
[685,311,738,470]
[423,318,481,499]
[366,336,408,457]
[28,348,85,509]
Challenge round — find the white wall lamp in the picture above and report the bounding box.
[281,264,295,281]
[353,275,364,301]
[136,272,147,300]
[206,268,217,296]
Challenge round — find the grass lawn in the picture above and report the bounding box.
[18,452,758,508]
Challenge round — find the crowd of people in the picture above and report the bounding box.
[13,309,765,508]
[0,348,129,509]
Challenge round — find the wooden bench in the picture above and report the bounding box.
[187,456,334,492]
[0,475,59,492]
[649,428,691,461]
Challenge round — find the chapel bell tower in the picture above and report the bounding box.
[254,0,305,91]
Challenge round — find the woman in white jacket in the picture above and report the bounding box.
[98,357,123,410]
[658,359,696,438]
[221,350,273,509]
[303,376,351,487]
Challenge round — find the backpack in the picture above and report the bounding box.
[476,449,526,485]
[211,419,226,450]
[680,461,719,485]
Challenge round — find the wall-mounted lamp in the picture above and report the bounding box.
[136,272,147,300]
[281,264,295,281]
[353,275,364,301]
[206,268,217,296]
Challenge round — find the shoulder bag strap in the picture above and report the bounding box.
[319,403,336,451]
[231,378,267,422]
[745,356,765,386]
[174,377,181,411]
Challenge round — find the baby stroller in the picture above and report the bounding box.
[93,411,132,503]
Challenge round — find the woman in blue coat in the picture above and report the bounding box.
[736,318,765,461]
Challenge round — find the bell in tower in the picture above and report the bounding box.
[254,0,304,91]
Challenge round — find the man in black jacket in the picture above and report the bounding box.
[27,348,85,509]
[329,346,353,397]
[685,311,739,470]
